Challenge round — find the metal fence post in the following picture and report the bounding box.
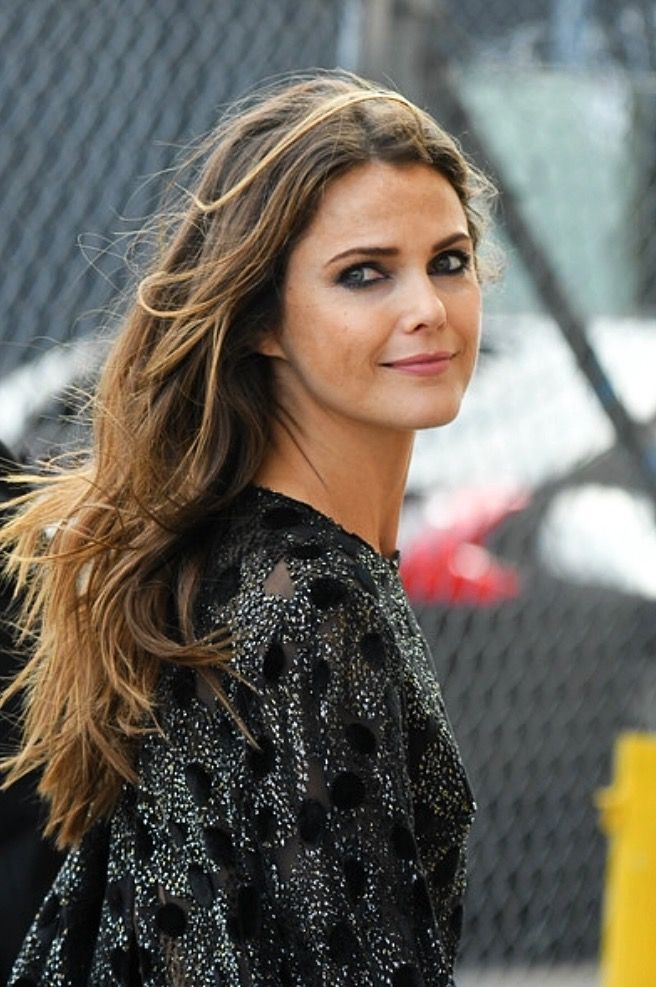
[596,733,656,987]
[357,0,432,103]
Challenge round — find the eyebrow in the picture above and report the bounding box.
[325,231,472,267]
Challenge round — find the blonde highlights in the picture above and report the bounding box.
[0,70,497,848]
[190,89,418,215]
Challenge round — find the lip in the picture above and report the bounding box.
[384,351,454,367]
[382,351,455,376]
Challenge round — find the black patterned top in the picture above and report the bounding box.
[9,485,476,987]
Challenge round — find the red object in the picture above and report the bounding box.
[400,488,527,606]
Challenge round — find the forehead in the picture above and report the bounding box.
[298,160,468,250]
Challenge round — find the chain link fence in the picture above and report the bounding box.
[2,1,656,981]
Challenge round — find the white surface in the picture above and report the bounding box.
[0,336,105,447]
[538,484,656,599]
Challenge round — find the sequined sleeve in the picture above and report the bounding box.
[118,548,456,986]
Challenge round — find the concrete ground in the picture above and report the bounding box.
[458,965,600,986]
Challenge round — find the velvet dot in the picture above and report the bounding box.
[413,874,433,921]
[312,658,331,693]
[288,541,325,560]
[247,733,275,777]
[188,864,214,907]
[262,641,286,682]
[298,798,327,844]
[203,826,235,868]
[392,963,425,987]
[450,902,464,939]
[327,919,359,964]
[255,804,275,842]
[391,822,417,860]
[171,667,195,707]
[432,846,460,888]
[359,631,386,670]
[261,505,304,529]
[309,576,349,609]
[345,721,377,756]
[353,563,379,598]
[343,855,366,901]
[168,819,187,848]
[184,763,212,806]
[234,679,257,721]
[38,894,60,927]
[212,563,241,606]
[155,902,187,937]
[331,770,365,810]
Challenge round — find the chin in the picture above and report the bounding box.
[409,399,464,430]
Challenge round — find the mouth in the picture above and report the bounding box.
[381,352,455,375]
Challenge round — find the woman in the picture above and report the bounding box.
[2,70,495,986]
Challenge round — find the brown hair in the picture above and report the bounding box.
[0,69,497,848]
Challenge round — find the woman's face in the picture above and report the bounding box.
[260,160,482,435]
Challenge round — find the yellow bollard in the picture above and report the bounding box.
[596,732,656,987]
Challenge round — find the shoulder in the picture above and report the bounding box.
[156,486,402,754]
[195,486,389,637]
[178,488,402,711]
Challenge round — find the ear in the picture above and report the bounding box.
[255,329,285,360]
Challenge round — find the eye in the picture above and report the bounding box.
[336,263,387,289]
[432,249,472,275]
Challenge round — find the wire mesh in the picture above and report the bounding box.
[0,0,343,378]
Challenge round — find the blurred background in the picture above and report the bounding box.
[2,1,656,984]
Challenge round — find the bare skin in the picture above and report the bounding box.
[255,161,482,558]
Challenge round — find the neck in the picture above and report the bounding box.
[254,413,414,558]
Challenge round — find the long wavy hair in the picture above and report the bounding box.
[0,69,497,849]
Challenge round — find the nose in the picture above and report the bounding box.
[398,272,447,333]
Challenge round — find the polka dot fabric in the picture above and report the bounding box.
[8,486,476,986]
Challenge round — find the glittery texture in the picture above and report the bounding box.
[9,486,476,986]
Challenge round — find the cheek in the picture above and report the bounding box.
[286,297,360,369]
[459,294,482,348]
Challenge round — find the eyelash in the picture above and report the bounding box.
[337,249,472,289]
